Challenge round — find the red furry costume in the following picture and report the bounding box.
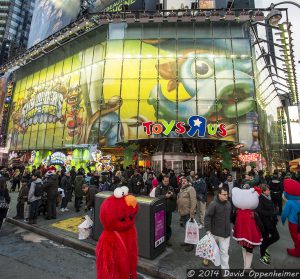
[282,179,300,257]
[96,186,139,279]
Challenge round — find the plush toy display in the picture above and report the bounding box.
[282,178,300,258]
[232,187,263,270]
[96,186,139,279]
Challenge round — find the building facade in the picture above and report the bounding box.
[0,0,35,65]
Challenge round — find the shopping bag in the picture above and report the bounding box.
[184,219,199,244]
[78,215,94,240]
[195,234,221,266]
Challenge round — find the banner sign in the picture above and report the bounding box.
[142,116,227,138]
[238,153,260,162]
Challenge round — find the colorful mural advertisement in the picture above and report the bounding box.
[27,0,81,48]
[9,25,258,151]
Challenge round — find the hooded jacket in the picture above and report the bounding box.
[28,178,43,202]
[43,174,59,199]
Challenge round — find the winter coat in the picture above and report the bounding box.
[17,185,29,204]
[74,176,85,198]
[28,178,43,203]
[0,188,10,219]
[269,179,283,199]
[155,184,177,212]
[177,186,197,218]
[60,175,72,192]
[204,196,231,238]
[209,173,220,189]
[86,187,99,210]
[194,178,207,202]
[256,194,278,233]
[128,174,144,195]
[43,174,59,199]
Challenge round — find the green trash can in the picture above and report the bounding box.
[93,192,166,259]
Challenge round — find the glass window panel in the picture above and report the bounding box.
[160,23,177,39]
[233,58,253,77]
[195,22,212,38]
[36,125,46,149]
[213,39,232,56]
[177,23,195,38]
[44,127,55,149]
[63,56,73,75]
[121,79,139,100]
[72,52,83,72]
[46,65,55,82]
[93,43,105,63]
[120,100,138,122]
[125,25,142,39]
[104,59,122,79]
[216,79,235,101]
[122,59,140,78]
[238,122,257,149]
[159,39,176,58]
[106,40,124,59]
[140,59,158,79]
[89,81,103,103]
[90,61,105,82]
[141,40,159,59]
[215,58,233,79]
[196,78,215,100]
[139,79,157,102]
[88,120,100,145]
[230,22,245,38]
[83,46,95,67]
[38,68,48,84]
[142,23,159,39]
[213,22,230,38]
[138,99,157,122]
[98,120,120,146]
[234,78,255,100]
[123,40,141,58]
[197,99,217,117]
[102,79,121,100]
[232,39,250,55]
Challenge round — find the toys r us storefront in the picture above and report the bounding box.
[0,17,288,172]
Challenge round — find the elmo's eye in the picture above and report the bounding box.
[119,217,126,222]
[129,215,133,220]
[192,60,213,78]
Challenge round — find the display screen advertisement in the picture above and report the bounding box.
[9,24,258,151]
[89,0,156,12]
[154,210,165,248]
[27,0,81,48]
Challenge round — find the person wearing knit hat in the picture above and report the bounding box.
[282,178,300,258]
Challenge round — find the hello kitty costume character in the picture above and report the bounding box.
[232,187,263,270]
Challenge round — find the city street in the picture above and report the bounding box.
[0,222,156,279]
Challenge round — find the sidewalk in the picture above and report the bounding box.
[5,192,300,279]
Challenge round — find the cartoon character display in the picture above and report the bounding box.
[96,186,139,279]
[232,187,263,270]
[282,179,300,258]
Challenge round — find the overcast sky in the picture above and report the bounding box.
[255,0,300,94]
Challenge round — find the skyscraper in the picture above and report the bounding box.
[0,0,35,65]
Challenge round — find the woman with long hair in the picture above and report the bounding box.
[0,178,10,230]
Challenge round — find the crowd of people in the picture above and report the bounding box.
[0,163,299,272]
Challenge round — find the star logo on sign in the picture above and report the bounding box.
[193,118,202,127]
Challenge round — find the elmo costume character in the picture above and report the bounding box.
[282,178,300,257]
[232,187,263,270]
[96,186,139,279]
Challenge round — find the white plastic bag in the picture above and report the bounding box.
[195,234,221,266]
[78,215,94,240]
[149,187,156,198]
[184,218,199,244]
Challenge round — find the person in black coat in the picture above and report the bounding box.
[43,169,59,219]
[269,173,284,215]
[60,172,72,211]
[256,184,280,265]
[128,170,144,195]
[0,178,10,230]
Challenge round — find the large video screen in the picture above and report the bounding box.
[10,23,258,151]
[27,0,81,48]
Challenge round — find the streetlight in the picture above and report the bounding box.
[266,2,300,26]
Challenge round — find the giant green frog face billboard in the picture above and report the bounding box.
[8,24,259,151]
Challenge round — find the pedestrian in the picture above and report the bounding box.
[74,170,85,212]
[204,187,231,269]
[128,169,144,195]
[60,171,72,212]
[177,177,197,252]
[269,173,283,215]
[43,166,59,220]
[193,173,207,229]
[220,168,230,183]
[187,170,197,185]
[222,174,239,199]
[256,184,280,265]
[155,175,177,246]
[11,168,21,192]
[232,187,263,271]
[13,178,29,219]
[208,169,220,193]
[82,184,99,214]
[0,178,10,230]
[109,176,122,192]
[28,171,43,224]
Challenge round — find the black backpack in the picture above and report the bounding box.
[34,182,43,197]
